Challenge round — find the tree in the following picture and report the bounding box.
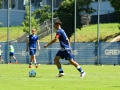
[22,5,52,34]
[0,0,2,9]
[109,0,120,29]
[22,6,39,34]
[33,5,51,23]
[57,0,95,40]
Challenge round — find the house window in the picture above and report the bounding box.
[93,0,108,1]
[23,0,29,5]
[54,0,63,8]
[94,0,98,1]
[35,0,42,6]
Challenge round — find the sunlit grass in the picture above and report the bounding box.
[40,23,120,42]
[0,64,120,90]
[0,23,119,42]
[0,26,24,42]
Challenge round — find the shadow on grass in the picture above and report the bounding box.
[112,86,120,87]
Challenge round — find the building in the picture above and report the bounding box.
[1,0,63,10]
[90,0,114,15]
[0,0,63,26]
[0,0,116,26]
[90,0,117,23]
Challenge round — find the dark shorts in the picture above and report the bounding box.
[29,49,36,55]
[56,50,73,60]
[9,52,14,56]
[0,55,2,59]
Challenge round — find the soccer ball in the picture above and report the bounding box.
[29,70,36,77]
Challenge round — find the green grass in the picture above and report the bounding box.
[0,23,120,42]
[0,26,24,42]
[0,64,120,90]
[40,23,120,42]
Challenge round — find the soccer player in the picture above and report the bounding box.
[0,45,4,64]
[26,29,40,68]
[9,42,18,64]
[44,19,86,78]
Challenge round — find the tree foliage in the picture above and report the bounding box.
[22,5,51,34]
[109,0,120,29]
[33,5,51,23]
[57,0,95,39]
[22,6,39,34]
[0,0,2,9]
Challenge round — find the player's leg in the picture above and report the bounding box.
[9,53,12,64]
[29,49,33,68]
[54,50,65,77]
[32,54,38,68]
[12,55,18,64]
[69,59,86,77]
[0,56,3,64]
[29,55,33,68]
[0,56,1,61]
[66,50,86,78]
[32,49,38,68]
[29,49,38,68]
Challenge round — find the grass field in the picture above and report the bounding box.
[0,26,24,41]
[0,64,120,90]
[40,23,120,42]
[0,23,119,42]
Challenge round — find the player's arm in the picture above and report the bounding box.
[44,34,59,48]
[26,41,29,52]
[67,38,71,47]
[37,40,40,50]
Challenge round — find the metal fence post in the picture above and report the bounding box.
[7,0,10,63]
[29,0,31,35]
[97,0,100,64]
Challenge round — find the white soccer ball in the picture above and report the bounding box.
[29,70,36,77]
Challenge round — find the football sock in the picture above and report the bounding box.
[29,62,32,65]
[77,66,84,73]
[14,59,17,62]
[34,61,37,65]
[58,68,64,73]
[34,63,37,65]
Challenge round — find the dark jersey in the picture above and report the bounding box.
[56,28,71,50]
[29,35,38,49]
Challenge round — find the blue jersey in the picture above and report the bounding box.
[29,35,38,49]
[56,28,71,50]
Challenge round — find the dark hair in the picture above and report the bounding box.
[54,19,62,25]
[9,42,12,45]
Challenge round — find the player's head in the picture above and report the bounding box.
[9,42,12,45]
[31,29,36,34]
[54,19,62,30]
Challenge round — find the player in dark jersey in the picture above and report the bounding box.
[44,19,86,78]
[26,29,40,68]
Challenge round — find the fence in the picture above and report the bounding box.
[0,0,120,65]
[0,42,120,65]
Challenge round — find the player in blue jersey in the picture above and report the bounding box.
[26,29,40,68]
[44,19,86,78]
[9,42,18,64]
